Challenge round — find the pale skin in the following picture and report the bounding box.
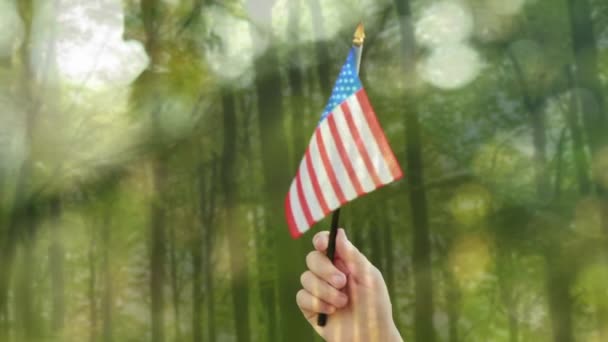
[296,228,403,342]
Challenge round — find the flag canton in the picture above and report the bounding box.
[319,48,363,122]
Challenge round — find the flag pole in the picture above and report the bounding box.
[318,23,366,327]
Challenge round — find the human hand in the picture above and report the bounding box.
[296,228,403,342]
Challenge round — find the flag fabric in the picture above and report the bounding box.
[285,47,404,238]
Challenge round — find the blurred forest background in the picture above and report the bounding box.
[1,0,608,341]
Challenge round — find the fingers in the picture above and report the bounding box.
[311,228,382,287]
[313,231,330,252]
[306,251,347,289]
[296,289,336,315]
[300,271,348,308]
[313,229,367,265]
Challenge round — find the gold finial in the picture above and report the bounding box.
[353,23,365,47]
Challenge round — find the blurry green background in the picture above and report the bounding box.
[1,0,608,341]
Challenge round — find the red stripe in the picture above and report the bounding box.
[285,190,302,239]
[295,171,314,227]
[356,90,404,180]
[327,114,365,196]
[315,130,347,205]
[305,150,331,215]
[340,102,383,188]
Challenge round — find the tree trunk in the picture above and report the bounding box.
[288,0,307,168]
[382,209,399,328]
[445,267,460,342]
[0,1,35,338]
[15,232,36,341]
[307,0,332,96]
[496,250,517,342]
[222,88,252,342]
[191,228,202,342]
[200,157,218,342]
[242,98,278,342]
[150,158,167,342]
[369,210,384,271]
[169,224,181,341]
[510,51,575,342]
[203,221,216,342]
[545,253,574,342]
[140,1,167,341]
[567,0,607,154]
[564,68,591,195]
[248,3,311,341]
[567,0,608,261]
[89,218,98,342]
[192,165,206,342]
[394,1,435,341]
[49,197,65,334]
[102,216,113,342]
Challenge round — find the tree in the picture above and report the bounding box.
[393,0,435,340]
[247,1,312,341]
[49,197,65,334]
[222,87,252,342]
[138,1,168,341]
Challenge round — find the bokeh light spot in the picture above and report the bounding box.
[449,183,492,227]
[205,6,258,85]
[449,234,492,290]
[415,1,474,48]
[418,44,483,90]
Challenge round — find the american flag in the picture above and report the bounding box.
[285,48,403,238]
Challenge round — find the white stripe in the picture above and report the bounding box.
[298,157,324,221]
[346,96,393,183]
[332,106,375,193]
[318,119,357,201]
[308,135,340,211]
[289,181,308,233]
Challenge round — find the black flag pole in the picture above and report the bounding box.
[317,23,365,327]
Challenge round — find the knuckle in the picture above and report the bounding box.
[370,266,385,286]
[300,271,310,287]
[310,296,322,310]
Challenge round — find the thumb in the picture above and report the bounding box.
[335,228,372,276]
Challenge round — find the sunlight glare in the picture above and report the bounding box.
[204,6,258,85]
[32,0,149,89]
[0,0,24,58]
[272,0,341,44]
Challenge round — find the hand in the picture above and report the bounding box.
[296,228,403,342]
